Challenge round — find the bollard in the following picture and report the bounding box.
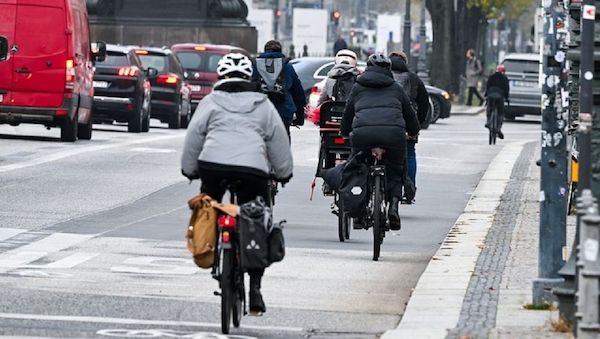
[576,195,600,338]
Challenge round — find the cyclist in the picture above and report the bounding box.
[485,64,510,139]
[317,49,360,105]
[340,53,420,230]
[253,40,306,137]
[181,53,293,313]
[389,51,429,202]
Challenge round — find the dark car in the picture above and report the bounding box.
[134,47,192,129]
[425,85,452,124]
[171,43,247,113]
[92,45,152,132]
[290,57,335,97]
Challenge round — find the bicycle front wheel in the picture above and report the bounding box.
[372,176,383,261]
[220,249,234,334]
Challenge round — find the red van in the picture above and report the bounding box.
[171,44,247,113]
[0,0,105,141]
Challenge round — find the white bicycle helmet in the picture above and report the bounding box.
[335,49,358,66]
[216,53,253,79]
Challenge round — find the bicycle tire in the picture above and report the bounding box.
[489,107,497,145]
[373,176,382,261]
[220,249,233,334]
[232,254,243,328]
[337,193,346,242]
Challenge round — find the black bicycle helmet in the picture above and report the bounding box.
[367,53,392,69]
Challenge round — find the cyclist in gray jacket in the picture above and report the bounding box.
[181,53,293,313]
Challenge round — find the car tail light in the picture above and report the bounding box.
[65,59,75,91]
[334,137,346,145]
[118,67,138,77]
[157,73,179,86]
[55,109,68,116]
[311,86,320,95]
[217,215,237,230]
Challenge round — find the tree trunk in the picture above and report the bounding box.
[426,0,457,92]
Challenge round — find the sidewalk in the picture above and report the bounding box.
[382,142,576,339]
[451,104,486,116]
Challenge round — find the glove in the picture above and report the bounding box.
[292,111,305,126]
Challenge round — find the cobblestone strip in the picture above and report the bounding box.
[446,142,536,339]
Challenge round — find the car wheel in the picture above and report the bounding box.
[142,103,151,132]
[61,111,78,142]
[78,118,93,140]
[420,102,432,130]
[430,96,442,124]
[180,101,190,129]
[168,103,181,129]
[128,104,143,133]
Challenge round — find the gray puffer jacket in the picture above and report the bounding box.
[181,89,293,180]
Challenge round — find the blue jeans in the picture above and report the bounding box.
[407,141,416,186]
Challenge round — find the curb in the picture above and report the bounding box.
[381,142,527,339]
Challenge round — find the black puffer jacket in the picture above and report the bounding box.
[341,65,420,147]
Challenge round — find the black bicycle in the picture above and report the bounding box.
[212,180,244,334]
[488,102,498,145]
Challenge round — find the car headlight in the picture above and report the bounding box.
[441,90,450,100]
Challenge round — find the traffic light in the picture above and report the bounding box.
[275,9,283,17]
[331,10,341,25]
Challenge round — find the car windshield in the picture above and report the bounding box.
[175,52,223,72]
[138,54,168,72]
[98,52,129,67]
[503,60,539,74]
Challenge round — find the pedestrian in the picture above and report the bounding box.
[289,44,296,59]
[302,44,309,57]
[465,48,484,106]
[485,64,510,139]
[181,53,293,314]
[389,51,429,202]
[253,40,306,137]
[333,35,348,55]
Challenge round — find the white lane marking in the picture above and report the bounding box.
[0,313,304,333]
[129,147,177,154]
[97,328,256,338]
[0,233,96,272]
[30,252,99,269]
[0,134,182,173]
[111,257,197,276]
[0,228,26,241]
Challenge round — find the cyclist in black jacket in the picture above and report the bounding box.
[341,53,420,230]
[485,64,510,139]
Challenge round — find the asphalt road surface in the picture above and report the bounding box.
[0,113,539,338]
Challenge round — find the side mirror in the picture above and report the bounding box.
[0,36,8,61]
[91,41,107,63]
[145,67,159,79]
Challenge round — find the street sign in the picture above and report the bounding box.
[582,5,596,20]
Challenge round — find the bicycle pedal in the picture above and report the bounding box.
[213,291,221,296]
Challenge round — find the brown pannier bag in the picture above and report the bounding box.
[186,194,238,269]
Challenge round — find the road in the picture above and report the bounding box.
[0,114,538,338]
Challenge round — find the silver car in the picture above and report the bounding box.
[501,53,542,119]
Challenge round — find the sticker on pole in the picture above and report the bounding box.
[584,238,599,262]
[583,5,596,20]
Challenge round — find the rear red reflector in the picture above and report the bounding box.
[55,109,68,116]
[222,231,231,243]
[334,137,346,145]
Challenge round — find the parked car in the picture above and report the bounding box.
[501,53,542,120]
[0,0,106,141]
[134,47,191,129]
[171,43,247,113]
[92,45,154,133]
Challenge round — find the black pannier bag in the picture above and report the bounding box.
[268,220,286,263]
[238,197,272,270]
[339,152,369,218]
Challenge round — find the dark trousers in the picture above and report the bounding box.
[486,96,505,131]
[407,141,417,186]
[199,169,269,285]
[467,86,484,106]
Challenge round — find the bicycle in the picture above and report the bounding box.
[488,100,498,145]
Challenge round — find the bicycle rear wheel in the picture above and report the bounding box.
[489,108,497,145]
[372,176,383,261]
[337,194,351,242]
[220,249,234,334]
[232,266,243,327]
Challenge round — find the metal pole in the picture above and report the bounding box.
[403,0,411,61]
[578,0,595,190]
[532,0,569,304]
[417,0,427,76]
[577,210,600,338]
[273,0,279,40]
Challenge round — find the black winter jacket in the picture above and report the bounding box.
[341,66,420,147]
[390,56,430,125]
[485,72,510,100]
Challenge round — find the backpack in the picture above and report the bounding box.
[393,72,418,113]
[186,194,238,269]
[339,152,369,218]
[255,57,288,104]
[331,74,356,102]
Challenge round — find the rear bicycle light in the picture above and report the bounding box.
[217,215,237,230]
[334,137,346,145]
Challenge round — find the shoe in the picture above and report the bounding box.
[249,287,266,313]
[322,182,334,196]
[388,197,401,231]
[497,131,504,139]
[484,123,489,129]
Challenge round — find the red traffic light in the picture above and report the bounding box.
[276,9,283,17]
[333,10,341,19]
